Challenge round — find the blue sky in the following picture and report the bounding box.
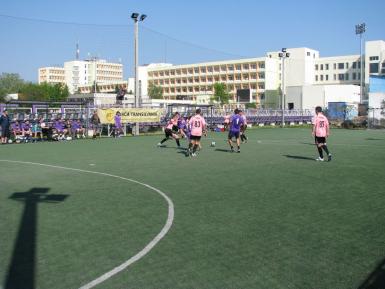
[1,0,384,82]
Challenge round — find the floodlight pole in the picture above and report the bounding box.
[356,23,366,104]
[131,13,147,136]
[279,48,290,127]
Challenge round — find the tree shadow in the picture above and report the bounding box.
[4,188,69,289]
[366,138,384,141]
[358,258,385,289]
[284,154,315,161]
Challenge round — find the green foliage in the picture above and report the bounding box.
[19,82,69,102]
[245,102,257,109]
[0,73,25,101]
[148,83,163,99]
[211,83,229,104]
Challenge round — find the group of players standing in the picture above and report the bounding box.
[157,108,248,156]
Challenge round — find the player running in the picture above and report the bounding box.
[187,109,206,157]
[312,106,332,161]
[158,112,181,148]
[228,108,244,153]
[239,110,248,143]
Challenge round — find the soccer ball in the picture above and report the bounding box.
[66,136,72,141]
[8,139,13,144]
[210,141,216,147]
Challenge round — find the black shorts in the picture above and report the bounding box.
[228,131,240,139]
[315,136,326,144]
[1,127,10,138]
[165,128,173,138]
[190,135,201,141]
[241,125,247,132]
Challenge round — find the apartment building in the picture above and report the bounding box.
[38,67,65,85]
[39,58,123,94]
[147,57,279,105]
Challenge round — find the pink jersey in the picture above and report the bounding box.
[241,114,247,125]
[313,114,329,137]
[166,118,177,130]
[224,115,230,124]
[189,114,206,136]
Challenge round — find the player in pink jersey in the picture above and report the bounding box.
[187,108,206,157]
[157,112,181,148]
[312,106,332,161]
[239,110,248,143]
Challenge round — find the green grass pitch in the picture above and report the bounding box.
[1,127,385,289]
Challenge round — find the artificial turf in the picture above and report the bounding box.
[1,127,385,289]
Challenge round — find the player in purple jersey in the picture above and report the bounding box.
[227,108,244,153]
[114,111,123,137]
[177,116,187,139]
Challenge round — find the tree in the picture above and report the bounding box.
[0,73,25,101]
[18,82,69,102]
[148,83,163,99]
[211,83,229,104]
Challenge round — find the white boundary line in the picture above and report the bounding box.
[0,160,175,289]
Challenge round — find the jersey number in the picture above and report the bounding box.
[319,121,324,128]
[194,121,201,128]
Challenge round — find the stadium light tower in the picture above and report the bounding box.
[131,12,147,135]
[355,23,366,104]
[278,48,290,127]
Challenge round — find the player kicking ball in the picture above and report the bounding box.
[228,108,244,153]
[312,106,332,161]
[158,112,181,148]
[186,109,206,157]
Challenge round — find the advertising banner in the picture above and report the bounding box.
[97,108,162,124]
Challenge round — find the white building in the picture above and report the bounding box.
[38,67,65,85]
[39,58,123,94]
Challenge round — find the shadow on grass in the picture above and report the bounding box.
[299,142,315,146]
[366,138,384,141]
[284,154,315,161]
[4,188,68,289]
[358,258,385,289]
[215,148,232,153]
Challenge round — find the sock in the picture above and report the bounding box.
[230,145,234,150]
[322,145,330,155]
[176,139,180,147]
[188,143,193,150]
[237,146,240,150]
[160,138,168,144]
[193,144,198,153]
[317,147,323,158]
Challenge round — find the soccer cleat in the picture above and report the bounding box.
[191,152,197,157]
[157,142,162,147]
[186,148,191,157]
[327,154,332,162]
[237,149,240,153]
[315,157,324,162]
[230,147,234,153]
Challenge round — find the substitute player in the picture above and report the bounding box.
[228,108,244,153]
[187,109,206,157]
[158,112,181,148]
[312,106,332,161]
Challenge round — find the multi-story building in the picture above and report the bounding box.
[38,67,65,85]
[146,57,280,105]
[39,58,123,94]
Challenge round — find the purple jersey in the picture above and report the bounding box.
[178,118,186,130]
[12,123,21,131]
[229,114,244,132]
[54,121,64,131]
[22,122,30,131]
[114,115,122,128]
[71,121,80,130]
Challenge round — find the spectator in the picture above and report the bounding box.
[0,109,11,144]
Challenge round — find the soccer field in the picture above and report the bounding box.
[1,127,385,289]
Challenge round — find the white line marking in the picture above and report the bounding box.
[0,160,174,289]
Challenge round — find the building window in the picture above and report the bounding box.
[369,56,379,61]
[334,74,337,80]
[358,73,361,80]
[345,73,349,80]
[346,62,349,69]
[325,75,329,81]
[338,63,344,69]
[334,63,337,70]
[338,74,344,80]
[325,64,329,70]
[369,63,379,73]
[352,72,356,80]
[320,75,324,81]
[307,52,310,56]
[315,75,318,81]
[353,62,357,69]
[315,64,318,70]
[320,64,324,70]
